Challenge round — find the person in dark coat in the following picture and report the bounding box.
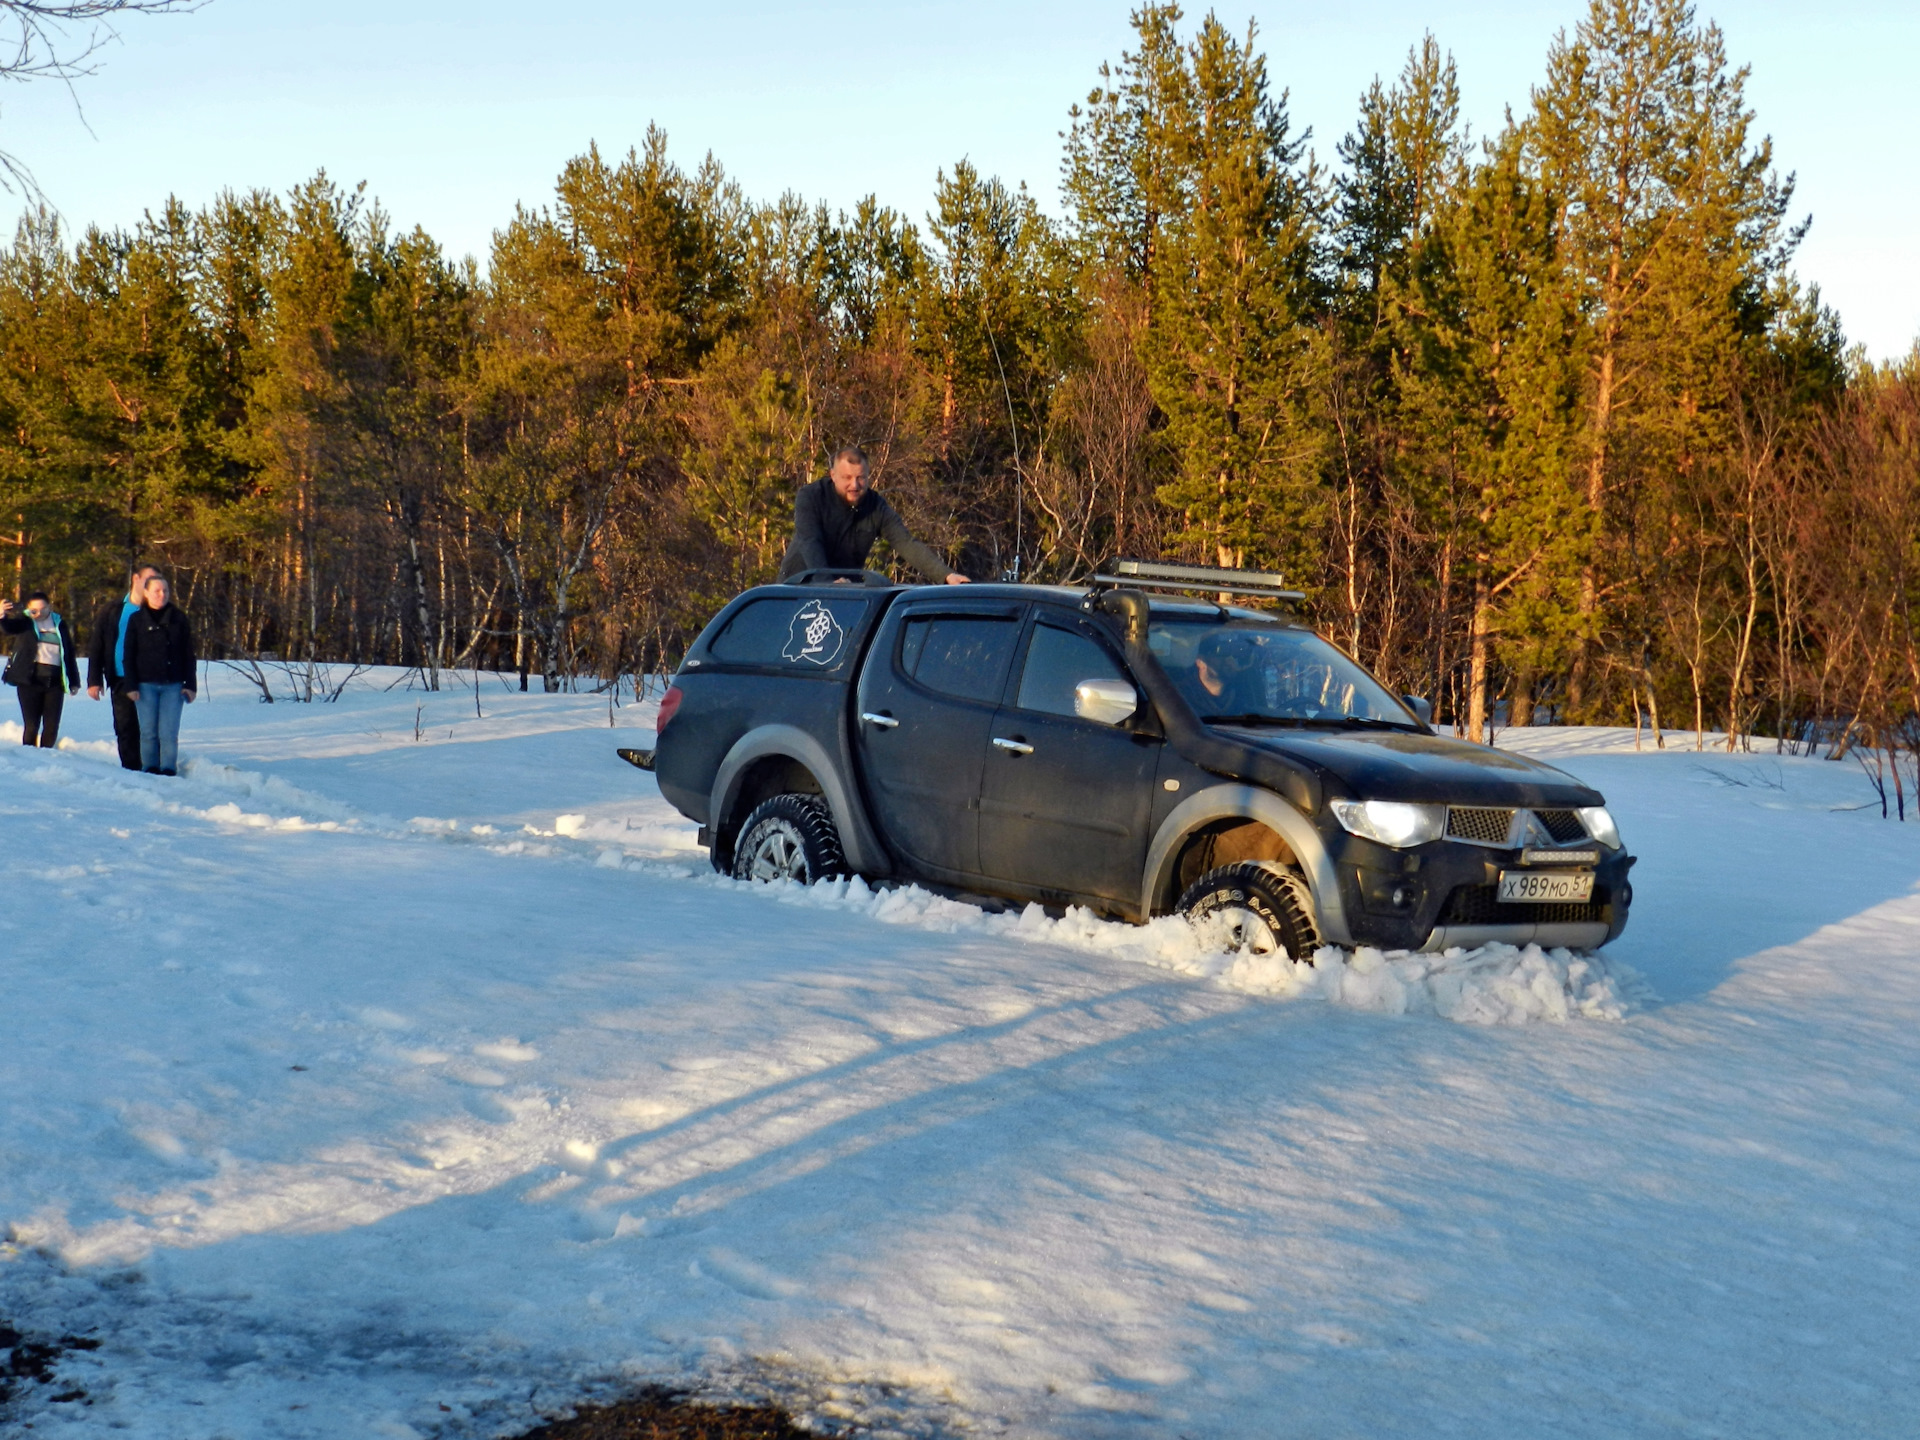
[86,562,159,770]
[120,571,197,776]
[777,446,970,585]
[1,591,82,747]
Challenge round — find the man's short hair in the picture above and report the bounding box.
[25,590,48,604]
[132,561,160,578]
[830,445,869,470]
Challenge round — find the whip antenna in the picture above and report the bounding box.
[986,323,1023,582]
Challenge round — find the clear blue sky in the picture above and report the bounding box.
[5,0,1914,359]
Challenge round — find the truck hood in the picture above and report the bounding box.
[1217,725,1605,808]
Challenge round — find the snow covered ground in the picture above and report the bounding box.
[2,667,1917,1438]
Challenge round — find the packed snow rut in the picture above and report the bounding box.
[4,732,1643,1029]
[775,877,1643,1024]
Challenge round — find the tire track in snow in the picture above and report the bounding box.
[4,735,1645,1033]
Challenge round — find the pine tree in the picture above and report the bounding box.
[820,196,919,348]
[242,173,363,654]
[327,213,475,683]
[1527,0,1797,717]
[681,357,811,592]
[66,203,224,591]
[0,210,83,594]
[1143,13,1326,581]
[463,135,745,685]
[1060,2,1188,298]
[1400,131,1587,739]
[913,160,1070,576]
[1325,37,1469,664]
[1335,35,1467,340]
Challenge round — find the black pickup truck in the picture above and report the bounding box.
[635,562,1634,957]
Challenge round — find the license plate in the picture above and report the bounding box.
[1498,869,1594,903]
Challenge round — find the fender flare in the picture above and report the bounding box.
[710,724,888,875]
[1139,783,1354,945]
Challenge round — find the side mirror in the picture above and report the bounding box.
[1075,677,1139,727]
[1403,695,1434,726]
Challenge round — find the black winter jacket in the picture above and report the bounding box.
[777,477,954,583]
[2,611,80,690]
[121,604,197,688]
[86,598,136,689]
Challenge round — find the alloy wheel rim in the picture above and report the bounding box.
[1204,904,1280,957]
[746,821,810,883]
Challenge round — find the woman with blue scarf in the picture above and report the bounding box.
[1,591,82,747]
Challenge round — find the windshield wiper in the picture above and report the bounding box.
[1331,715,1420,731]
[1199,713,1309,727]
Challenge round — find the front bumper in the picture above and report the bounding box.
[1330,831,1635,952]
[1418,918,1614,953]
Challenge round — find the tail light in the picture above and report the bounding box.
[656,684,684,734]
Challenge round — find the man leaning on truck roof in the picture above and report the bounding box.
[778,446,970,585]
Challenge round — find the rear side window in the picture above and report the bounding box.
[708,596,870,668]
[1015,623,1129,717]
[898,615,1020,703]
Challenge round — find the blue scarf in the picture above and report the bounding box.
[113,597,138,679]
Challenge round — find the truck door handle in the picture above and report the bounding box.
[992,737,1034,755]
[861,712,900,729]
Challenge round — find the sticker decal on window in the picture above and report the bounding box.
[783,599,847,666]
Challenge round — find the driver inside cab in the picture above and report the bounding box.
[1191,631,1355,719]
[1193,631,1273,716]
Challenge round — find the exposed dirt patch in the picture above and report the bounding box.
[514,1386,815,1438]
[1,1319,101,1407]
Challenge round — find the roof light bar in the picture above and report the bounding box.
[1089,558,1306,602]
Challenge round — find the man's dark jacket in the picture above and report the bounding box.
[2,611,80,689]
[778,477,953,583]
[122,604,197,688]
[86,598,138,689]
[83,598,144,769]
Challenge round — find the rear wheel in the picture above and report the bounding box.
[1179,861,1320,960]
[730,793,848,885]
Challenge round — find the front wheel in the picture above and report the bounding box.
[1179,861,1320,959]
[730,793,848,885]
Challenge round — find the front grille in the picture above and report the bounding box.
[1440,884,1608,927]
[1535,809,1587,843]
[1447,807,1515,845]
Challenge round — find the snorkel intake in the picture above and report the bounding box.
[1089,588,1324,817]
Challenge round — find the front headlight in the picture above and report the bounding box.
[1577,805,1621,848]
[1329,799,1446,848]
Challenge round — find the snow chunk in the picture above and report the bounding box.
[774,878,1639,1024]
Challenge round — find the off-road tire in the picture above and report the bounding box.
[1179,861,1321,960]
[730,793,848,885]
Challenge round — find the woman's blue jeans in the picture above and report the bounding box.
[135,682,184,771]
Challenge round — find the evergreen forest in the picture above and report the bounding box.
[4,0,1917,778]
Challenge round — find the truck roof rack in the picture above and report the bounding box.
[780,568,898,588]
[1088,558,1306,602]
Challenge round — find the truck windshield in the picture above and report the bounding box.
[1148,616,1417,728]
